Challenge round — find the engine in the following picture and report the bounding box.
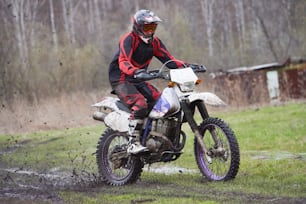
[152,118,178,137]
[145,118,179,152]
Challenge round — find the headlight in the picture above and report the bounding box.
[179,81,195,92]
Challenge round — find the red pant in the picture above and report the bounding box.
[113,81,160,118]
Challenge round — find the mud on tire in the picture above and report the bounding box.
[96,128,144,186]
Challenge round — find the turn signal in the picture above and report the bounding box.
[168,82,175,87]
[196,79,202,85]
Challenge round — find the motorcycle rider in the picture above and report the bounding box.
[108,9,188,154]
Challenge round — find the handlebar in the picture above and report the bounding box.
[134,61,207,81]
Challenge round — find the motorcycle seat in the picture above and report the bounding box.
[115,100,131,113]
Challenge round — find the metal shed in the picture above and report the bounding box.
[207,58,306,106]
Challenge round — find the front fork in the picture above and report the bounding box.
[181,100,215,163]
[194,100,222,146]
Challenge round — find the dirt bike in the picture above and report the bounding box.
[92,61,240,186]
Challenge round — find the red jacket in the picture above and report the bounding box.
[109,32,185,85]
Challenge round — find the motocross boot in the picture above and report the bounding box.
[127,118,148,154]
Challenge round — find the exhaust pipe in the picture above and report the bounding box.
[93,111,106,122]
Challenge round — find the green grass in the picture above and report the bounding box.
[0,102,305,203]
[215,103,306,152]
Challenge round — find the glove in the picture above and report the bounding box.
[188,64,199,70]
[134,69,152,80]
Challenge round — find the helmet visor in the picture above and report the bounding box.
[142,23,157,34]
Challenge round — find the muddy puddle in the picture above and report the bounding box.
[0,166,99,203]
[145,165,197,175]
[245,151,306,161]
[0,165,197,202]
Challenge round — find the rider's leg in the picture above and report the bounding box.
[136,82,161,104]
[114,82,148,154]
[127,82,161,153]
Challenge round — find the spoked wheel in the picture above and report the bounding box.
[194,117,240,181]
[96,128,144,186]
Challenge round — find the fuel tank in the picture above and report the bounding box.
[149,87,180,119]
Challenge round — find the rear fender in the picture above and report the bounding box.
[92,97,131,132]
[92,96,120,112]
[104,110,130,132]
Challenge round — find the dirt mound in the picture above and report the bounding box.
[0,91,108,135]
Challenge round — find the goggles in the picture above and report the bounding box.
[142,23,158,33]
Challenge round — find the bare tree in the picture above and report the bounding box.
[10,0,27,70]
[49,0,58,50]
[200,0,214,57]
[235,0,246,64]
[61,0,82,44]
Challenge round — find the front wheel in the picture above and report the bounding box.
[96,128,144,186]
[194,117,240,181]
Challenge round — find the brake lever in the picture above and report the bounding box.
[199,65,207,72]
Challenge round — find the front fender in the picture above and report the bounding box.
[188,92,226,107]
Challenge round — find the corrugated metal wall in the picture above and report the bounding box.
[279,67,306,100]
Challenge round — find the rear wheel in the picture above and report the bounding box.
[96,128,144,186]
[194,117,240,181]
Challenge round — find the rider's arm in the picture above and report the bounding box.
[152,37,186,68]
[118,33,138,76]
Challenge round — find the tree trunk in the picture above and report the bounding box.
[201,0,214,57]
[49,0,58,50]
[11,0,27,70]
[235,0,246,64]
